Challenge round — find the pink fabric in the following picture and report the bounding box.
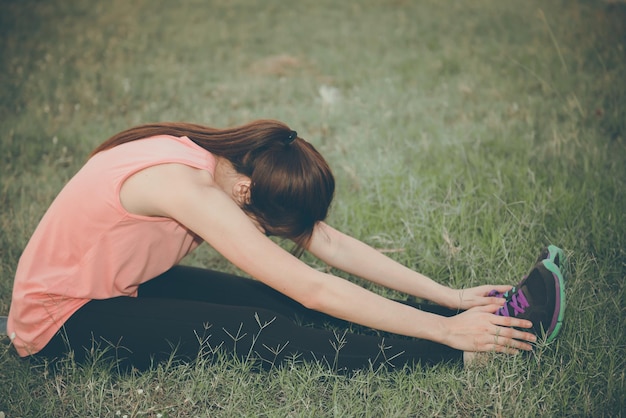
[7,135,216,356]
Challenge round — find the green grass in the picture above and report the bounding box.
[1,0,625,416]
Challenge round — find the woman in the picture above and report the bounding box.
[7,120,565,371]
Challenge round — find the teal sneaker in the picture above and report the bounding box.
[494,259,566,343]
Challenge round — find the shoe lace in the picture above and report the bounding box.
[489,286,517,299]
[497,288,530,317]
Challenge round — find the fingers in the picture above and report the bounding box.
[507,327,537,345]
[473,331,535,354]
[491,326,536,350]
[469,305,535,332]
[452,307,538,354]
[487,296,507,306]
[481,285,513,306]
[474,304,503,314]
[484,311,537,352]
[491,313,533,329]
[487,285,514,294]
[457,285,515,310]
[490,312,536,347]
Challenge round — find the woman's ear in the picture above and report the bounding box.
[233,179,252,206]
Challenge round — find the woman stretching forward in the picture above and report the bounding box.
[7,120,565,371]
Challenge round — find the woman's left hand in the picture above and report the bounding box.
[446,285,512,310]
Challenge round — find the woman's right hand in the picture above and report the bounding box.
[440,305,537,354]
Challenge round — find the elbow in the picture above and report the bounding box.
[297,281,328,312]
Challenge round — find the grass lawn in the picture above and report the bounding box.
[1,0,625,416]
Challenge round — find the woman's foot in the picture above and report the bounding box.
[494,259,566,343]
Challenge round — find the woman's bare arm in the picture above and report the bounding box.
[122,163,536,353]
[307,222,510,310]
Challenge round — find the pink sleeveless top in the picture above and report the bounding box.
[7,135,216,356]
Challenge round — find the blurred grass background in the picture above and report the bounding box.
[1,0,625,416]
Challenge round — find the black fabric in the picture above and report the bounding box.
[36,266,463,371]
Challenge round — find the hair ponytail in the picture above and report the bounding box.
[92,120,335,252]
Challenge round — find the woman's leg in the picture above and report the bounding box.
[139,265,460,324]
[36,266,463,371]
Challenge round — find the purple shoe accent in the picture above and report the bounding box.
[489,287,516,299]
[496,289,530,317]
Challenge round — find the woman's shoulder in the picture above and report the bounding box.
[120,162,216,217]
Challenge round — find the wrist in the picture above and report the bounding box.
[430,314,450,346]
[439,287,462,310]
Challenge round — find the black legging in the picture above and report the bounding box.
[35,266,463,371]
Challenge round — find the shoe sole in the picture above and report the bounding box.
[541,259,566,343]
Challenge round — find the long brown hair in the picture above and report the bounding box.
[91,120,335,253]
